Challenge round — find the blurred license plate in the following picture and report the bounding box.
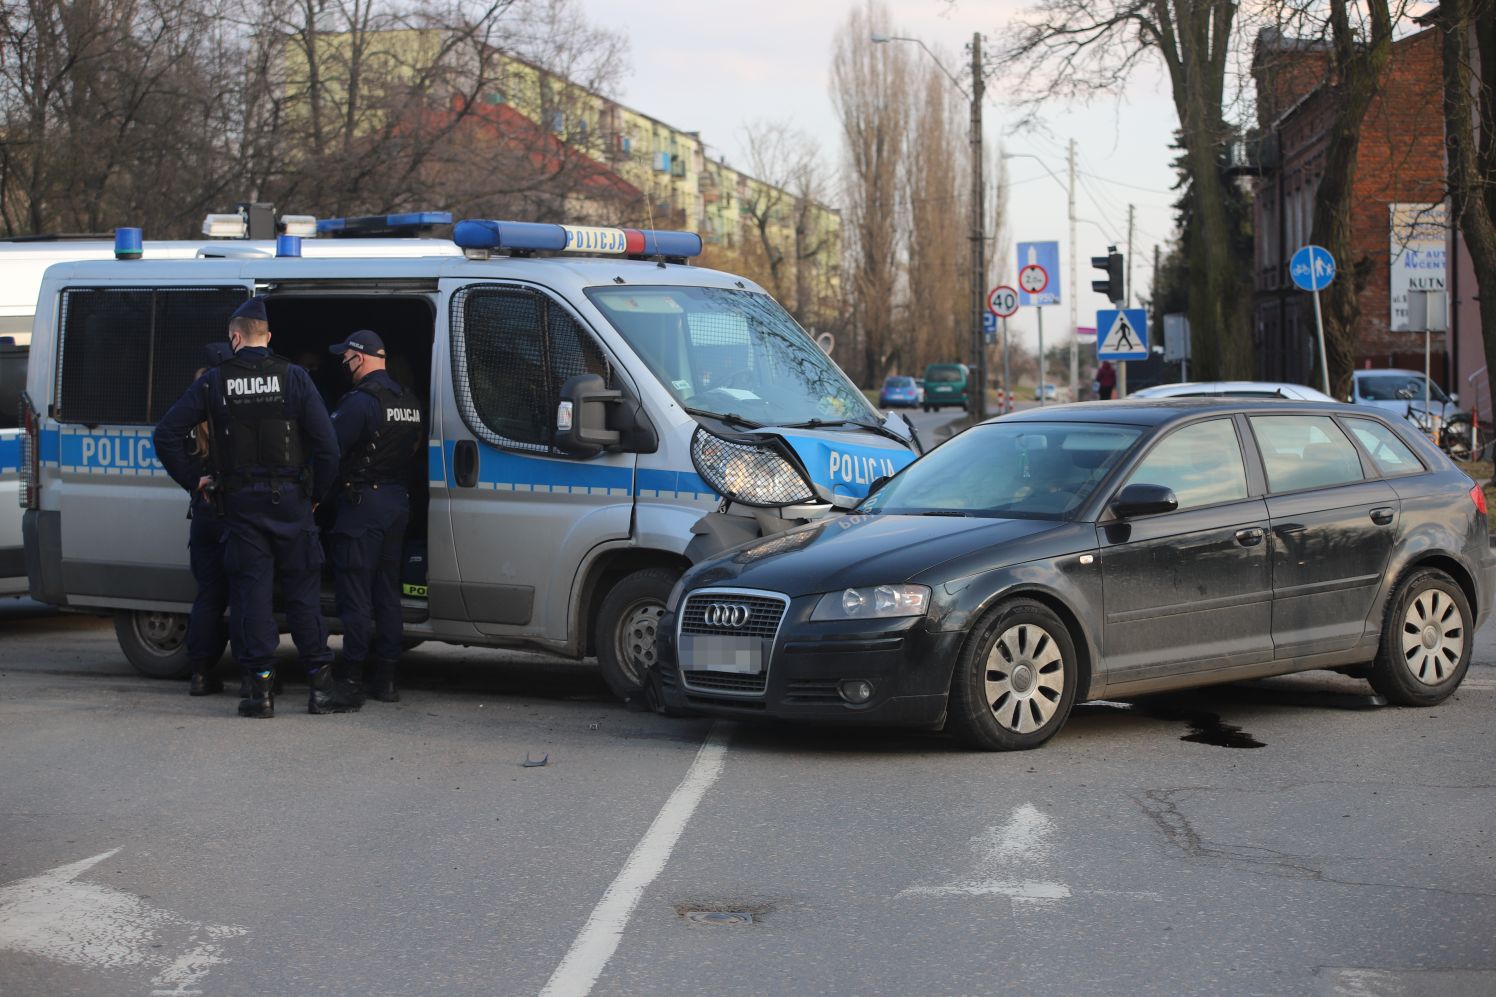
[680,635,763,674]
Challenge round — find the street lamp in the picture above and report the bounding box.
[873,31,987,422]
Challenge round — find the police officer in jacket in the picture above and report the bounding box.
[177,341,234,695]
[155,297,352,718]
[327,331,423,704]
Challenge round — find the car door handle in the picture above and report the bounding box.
[1274,523,1306,536]
[1370,506,1395,526]
[1235,527,1265,547]
[454,440,478,488]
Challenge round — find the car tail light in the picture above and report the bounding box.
[1471,483,1487,518]
[19,391,39,510]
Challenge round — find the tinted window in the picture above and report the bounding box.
[1124,419,1249,510]
[883,376,914,388]
[1357,373,1451,403]
[1250,415,1364,492]
[452,285,611,453]
[925,366,965,383]
[57,287,247,425]
[861,421,1141,520]
[1345,418,1424,476]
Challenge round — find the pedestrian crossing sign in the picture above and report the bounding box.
[1096,308,1149,361]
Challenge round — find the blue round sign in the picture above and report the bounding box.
[1290,245,1336,292]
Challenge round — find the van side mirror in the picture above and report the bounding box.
[1110,482,1178,519]
[555,374,659,457]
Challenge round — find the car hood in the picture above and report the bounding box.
[685,513,1062,596]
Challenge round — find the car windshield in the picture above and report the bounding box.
[1359,374,1451,404]
[861,421,1143,520]
[587,285,878,427]
[926,367,964,383]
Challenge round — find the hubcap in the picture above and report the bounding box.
[615,600,665,685]
[1401,589,1464,685]
[984,623,1066,734]
[136,612,187,655]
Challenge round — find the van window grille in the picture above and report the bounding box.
[450,284,612,454]
[57,287,248,425]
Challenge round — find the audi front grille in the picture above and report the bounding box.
[677,588,789,697]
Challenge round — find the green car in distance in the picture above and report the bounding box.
[922,363,969,412]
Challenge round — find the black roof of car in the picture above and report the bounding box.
[987,397,1365,428]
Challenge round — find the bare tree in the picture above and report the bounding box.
[1005,0,1255,379]
[904,59,966,370]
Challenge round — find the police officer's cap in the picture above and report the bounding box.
[200,341,234,367]
[230,296,268,323]
[329,330,387,358]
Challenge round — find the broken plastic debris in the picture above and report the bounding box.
[522,752,549,768]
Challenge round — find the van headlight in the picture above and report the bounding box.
[811,585,931,621]
[691,427,814,507]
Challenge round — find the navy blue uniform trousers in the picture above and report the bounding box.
[331,484,408,665]
[222,484,332,675]
[186,496,231,669]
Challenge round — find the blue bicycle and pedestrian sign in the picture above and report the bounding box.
[1290,245,1336,292]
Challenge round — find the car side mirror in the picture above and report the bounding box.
[1110,482,1178,519]
[555,374,659,457]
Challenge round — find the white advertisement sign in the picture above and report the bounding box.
[1389,203,1448,332]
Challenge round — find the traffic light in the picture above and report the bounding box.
[1091,246,1125,305]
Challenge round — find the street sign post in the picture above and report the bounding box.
[982,312,997,343]
[1290,245,1336,396]
[1096,308,1149,361]
[987,285,1018,413]
[1019,266,1051,406]
[1017,241,1061,306]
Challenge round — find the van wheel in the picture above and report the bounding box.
[946,599,1078,751]
[114,609,200,679]
[596,567,679,702]
[1368,568,1472,706]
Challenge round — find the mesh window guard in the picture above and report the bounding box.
[450,284,612,454]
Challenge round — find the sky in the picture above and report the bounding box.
[575,0,1184,362]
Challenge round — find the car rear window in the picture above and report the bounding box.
[1344,418,1425,476]
[1250,415,1365,492]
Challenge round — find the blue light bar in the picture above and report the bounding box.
[316,211,453,236]
[453,219,702,259]
[114,227,142,260]
[276,234,302,258]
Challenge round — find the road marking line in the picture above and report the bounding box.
[541,723,730,997]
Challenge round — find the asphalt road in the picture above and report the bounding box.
[2,588,1494,997]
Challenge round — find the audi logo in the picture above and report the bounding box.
[703,602,752,628]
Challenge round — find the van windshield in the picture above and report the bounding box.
[586,285,878,428]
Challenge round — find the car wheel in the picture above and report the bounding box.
[1368,568,1472,706]
[596,567,679,702]
[114,609,202,679]
[946,599,1079,751]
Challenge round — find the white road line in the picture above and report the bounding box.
[540,723,731,997]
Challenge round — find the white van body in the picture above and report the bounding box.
[19,241,918,693]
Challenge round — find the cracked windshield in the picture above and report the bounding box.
[586,285,877,428]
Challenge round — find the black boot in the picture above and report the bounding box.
[334,659,367,710]
[308,664,361,714]
[367,659,401,703]
[189,665,223,696]
[237,670,275,718]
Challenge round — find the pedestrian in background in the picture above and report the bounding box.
[327,331,423,704]
[1096,360,1116,401]
[154,297,354,718]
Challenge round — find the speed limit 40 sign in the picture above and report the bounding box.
[987,285,1019,318]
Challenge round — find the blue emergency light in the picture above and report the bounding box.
[114,227,143,260]
[276,234,302,257]
[316,211,452,237]
[452,219,702,260]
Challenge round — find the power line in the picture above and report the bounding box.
[1077,170,1176,196]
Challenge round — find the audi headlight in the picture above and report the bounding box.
[811,584,931,621]
[691,427,814,507]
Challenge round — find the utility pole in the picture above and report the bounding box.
[1067,138,1077,402]
[968,33,986,421]
[1119,202,1135,398]
[1126,205,1135,307]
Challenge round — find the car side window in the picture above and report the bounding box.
[1123,418,1249,511]
[1249,415,1365,492]
[1344,418,1425,476]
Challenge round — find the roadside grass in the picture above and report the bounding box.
[1454,459,1496,530]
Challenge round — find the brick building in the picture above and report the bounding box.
[1251,26,1450,388]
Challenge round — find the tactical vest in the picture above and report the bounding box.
[212,352,305,483]
[341,379,423,488]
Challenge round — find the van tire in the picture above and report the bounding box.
[596,567,680,702]
[115,609,204,679]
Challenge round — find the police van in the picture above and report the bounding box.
[0,227,464,599]
[19,219,920,698]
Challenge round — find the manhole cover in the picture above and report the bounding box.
[684,910,753,926]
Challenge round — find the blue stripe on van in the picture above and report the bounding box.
[56,428,166,476]
[445,439,634,495]
[0,434,20,475]
[40,428,60,463]
[636,468,716,499]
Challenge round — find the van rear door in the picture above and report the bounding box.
[428,280,634,642]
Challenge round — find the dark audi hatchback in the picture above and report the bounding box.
[653,399,1496,750]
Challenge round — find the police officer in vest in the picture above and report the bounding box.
[327,331,423,704]
[155,297,351,718]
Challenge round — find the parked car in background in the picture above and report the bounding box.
[879,375,921,408]
[1130,381,1336,402]
[922,363,969,411]
[1349,369,1473,456]
[1036,383,1060,401]
[656,398,1493,750]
